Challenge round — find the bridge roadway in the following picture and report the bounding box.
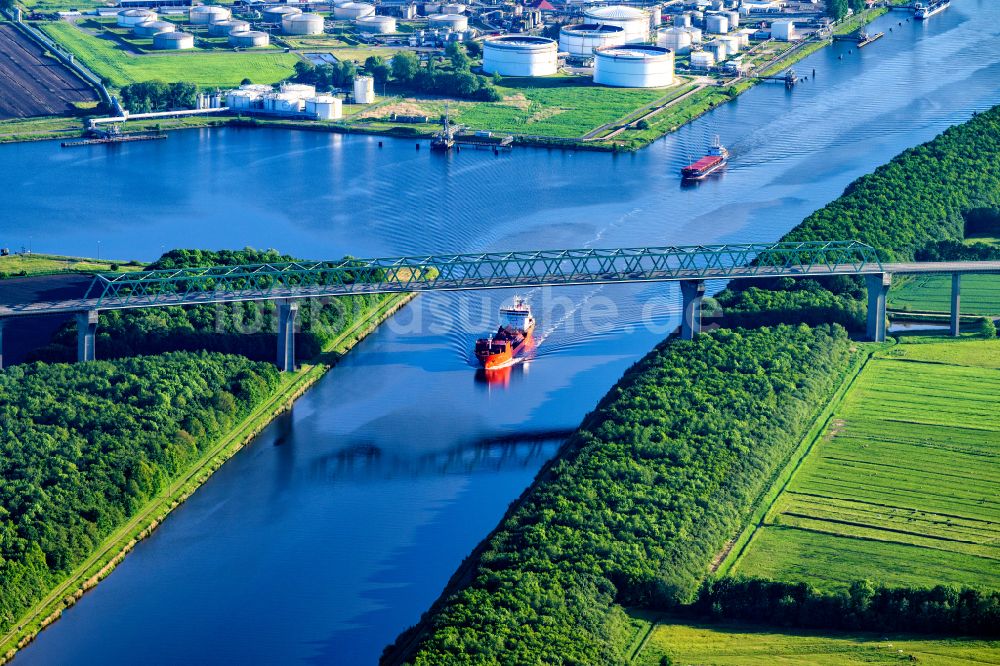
[0,250,996,370]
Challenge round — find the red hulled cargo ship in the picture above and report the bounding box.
[681,136,729,181]
[474,297,536,370]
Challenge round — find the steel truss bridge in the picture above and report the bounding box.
[0,241,997,370]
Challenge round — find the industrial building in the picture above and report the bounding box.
[188,4,229,24]
[559,23,627,58]
[482,35,557,77]
[152,31,194,49]
[593,44,674,88]
[117,8,156,26]
[583,5,649,44]
[354,75,376,103]
[208,19,249,36]
[283,13,325,35]
[230,30,269,47]
[132,19,174,36]
[334,2,375,19]
[356,15,397,33]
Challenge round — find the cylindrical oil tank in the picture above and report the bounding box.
[649,5,661,28]
[703,39,726,60]
[482,35,557,76]
[306,96,343,120]
[719,34,740,56]
[189,5,230,24]
[441,3,465,13]
[423,2,441,14]
[559,23,627,57]
[117,8,156,26]
[725,10,739,28]
[705,13,728,33]
[771,19,795,41]
[735,28,751,48]
[594,44,674,87]
[689,49,715,67]
[153,31,194,49]
[280,82,317,97]
[263,6,301,23]
[686,26,703,42]
[133,20,174,36]
[283,12,324,35]
[209,19,249,36]
[355,15,397,33]
[674,12,692,27]
[334,2,375,19]
[230,30,270,47]
[656,26,691,55]
[353,75,375,103]
[428,13,468,30]
[583,5,649,44]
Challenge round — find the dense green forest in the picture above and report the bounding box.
[0,352,280,634]
[32,248,396,363]
[386,325,853,665]
[718,104,1000,327]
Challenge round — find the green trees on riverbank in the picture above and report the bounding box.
[388,325,853,665]
[0,352,280,635]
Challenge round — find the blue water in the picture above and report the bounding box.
[5,2,1000,663]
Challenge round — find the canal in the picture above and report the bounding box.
[5,2,1000,662]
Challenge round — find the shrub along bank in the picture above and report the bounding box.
[385,324,854,665]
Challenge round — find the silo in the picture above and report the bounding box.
[133,20,174,36]
[117,8,156,27]
[306,96,343,120]
[441,3,465,13]
[334,2,375,19]
[559,23,627,57]
[482,35,557,76]
[656,26,691,55]
[428,13,468,30]
[153,31,194,49]
[283,13,325,35]
[230,30,270,47]
[354,75,376,103]
[705,13,728,34]
[356,15,397,33]
[689,49,714,68]
[189,5,230,24]
[209,19,249,36]
[593,44,673,87]
[583,5,649,44]
[263,6,301,23]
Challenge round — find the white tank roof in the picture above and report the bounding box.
[561,22,624,35]
[584,5,647,20]
[597,44,671,59]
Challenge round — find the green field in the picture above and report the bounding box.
[635,619,1000,665]
[40,21,299,88]
[733,340,1000,591]
[889,274,1000,316]
[0,253,142,277]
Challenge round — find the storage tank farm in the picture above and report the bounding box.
[559,23,627,58]
[483,35,558,76]
[593,44,674,88]
[582,5,649,44]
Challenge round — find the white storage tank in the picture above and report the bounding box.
[280,82,317,98]
[334,2,375,19]
[705,13,728,34]
[230,30,270,47]
[656,26,691,55]
[133,20,174,36]
[209,19,249,36]
[283,13,325,35]
[441,3,465,13]
[559,23,627,57]
[423,2,441,14]
[719,34,740,56]
[482,35,557,76]
[306,96,343,120]
[736,28,752,48]
[117,8,156,26]
[725,10,739,28]
[583,5,649,44]
[649,5,661,28]
[263,6,300,23]
[428,13,468,30]
[594,44,673,88]
[225,89,263,110]
[263,92,304,113]
[686,26,703,43]
[189,5,230,24]
[355,15,397,33]
[690,49,714,67]
[674,12,692,27]
[153,31,194,49]
[703,39,726,61]
[771,19,795,41]
[354,75,376,103]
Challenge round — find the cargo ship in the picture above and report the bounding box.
[474,297,536,370]
[680,136,729,181]
[915,0,950,19]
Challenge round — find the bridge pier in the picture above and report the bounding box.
[76,310,98,362]
[680,279,705,340]
[950,273,961,337]
[277,299,299,372]
[865,273,891,343]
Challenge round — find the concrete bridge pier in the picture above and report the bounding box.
[865,273,891,343]
[680,279,705,340]
[77,311,99,362]
[950,273,961,337]
[277,299,299,372]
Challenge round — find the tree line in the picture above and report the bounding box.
[120,81,197,114]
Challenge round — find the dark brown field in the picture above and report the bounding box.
[0,23,98,119]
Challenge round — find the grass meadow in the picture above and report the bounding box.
[889,274,1000,316]
[733,340,1000,591]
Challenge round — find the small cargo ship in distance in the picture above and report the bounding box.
[474,297,536,370]
[915,0,950,19]
[680,136,729,181]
